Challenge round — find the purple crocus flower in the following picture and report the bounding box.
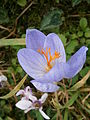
[17,29,88,92]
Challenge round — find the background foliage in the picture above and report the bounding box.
[0,0,90,120]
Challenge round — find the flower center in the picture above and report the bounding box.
[38,48,60,71]
[33,101,41,109]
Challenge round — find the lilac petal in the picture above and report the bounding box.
[65,46,88,78]
[21,97,27,100]
[39,93,48,103]
[17,48,47,79]
[0,75,7,82]
[26,29,46,51]
[24,106,35,113]
[30,62,67,83]
[44,33,66,63]
[25,86,32,94]
[29,94,37,102]
[16,100,32,110]
[39,107,50,119]
[42,62,68,82]
[31,80,59,92]
[16,90,24,96]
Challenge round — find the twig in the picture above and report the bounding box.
[68,14,90,18]
[0,70,9,73]
[3,1,34,39]
[62,79,68,102]
[68,79,72,88]
[55,92,62,120]
[11,72,16,85]
[82,93,90,105]
[16,1,34,21]
[0,25,11,32]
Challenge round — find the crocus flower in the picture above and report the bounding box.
[17,29,88,92]
[16,91,50,119]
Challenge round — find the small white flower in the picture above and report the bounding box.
[0,75,7,87]
[16,91,50,120]
[0,75,7,82]
[16,86,37,101]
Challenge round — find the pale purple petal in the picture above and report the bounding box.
[65,46,88,78]
[24,106,35,113]
[31,62,68,84]
[26,29,46,51]
[0,75,7,82]
[31,80,59,92]
[21,97,27,100]
[44,33,66,63]
[39,93,48,103]
[42,62,68,82]
[25,86,32,94]
[16,100,32,110]
[39,107,50,119]
[17,48,47,79]
[16,90,24,96]
[29,94,37,102]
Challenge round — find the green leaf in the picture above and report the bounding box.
[0,7,9,24]
[80,37,85,44]
[71,34,78,39]
[40,9,63,30]
[0,74,28,99]
[72,0,82,7]
[36,111,44,120]
[66,40,78,54]
[64,109,68,120]
[66,54,71,61]
[0,100,6,107]
[63,91,79,108]
[85,27,90,32]
[16,66,23,73]
[72,75,79,85]
[86,39,90,45]
[0,117,3,120]
[77,31,83,37]
[85,30,90,38]
[80,67,90,77]
[58,34,67,46]
[29,110,36,118]
[56,0,59,3]
[11,59,17,65]
[17,0,27,7]
[5,116,13,120]
[0,38,25,46]
[80,18,88,31]
[70,71,90,91]
[86,0,90,4]
[51,113,57,120]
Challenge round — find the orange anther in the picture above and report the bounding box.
[38,48,60,70]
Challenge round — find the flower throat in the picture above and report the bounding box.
[38,48,60,71]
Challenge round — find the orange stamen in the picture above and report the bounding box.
[38,48,60,69]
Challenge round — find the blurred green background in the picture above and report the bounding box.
[0,0,90,120]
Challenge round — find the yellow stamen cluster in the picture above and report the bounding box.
[38,48,60,70]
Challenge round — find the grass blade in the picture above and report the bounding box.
[0,38,25,46]
[63,91,80,108]
[70,71,90,91]
[0,74,28,99]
